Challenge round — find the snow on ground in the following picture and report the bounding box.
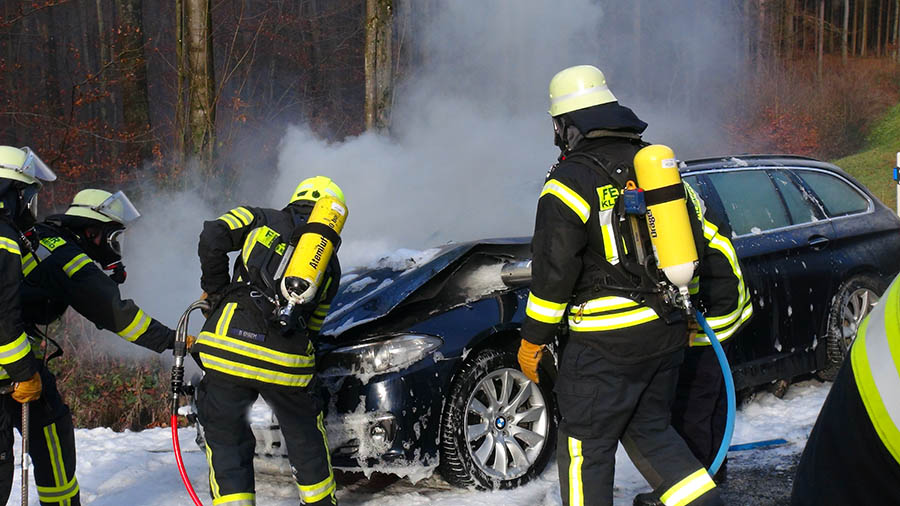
[5,380,829,505]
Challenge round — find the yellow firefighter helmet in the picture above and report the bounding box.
[548,65,618,117]
[290,176,345,206]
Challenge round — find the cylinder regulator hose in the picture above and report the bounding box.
[695,310,735,477]
[172,299,209,506]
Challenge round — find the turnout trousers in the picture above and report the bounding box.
[555,340,722,506]
[0,364,79,506]
[671,340,734,471]
[195,375,336,506]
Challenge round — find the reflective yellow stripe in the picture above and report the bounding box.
[231,207,253,226]
[21,252,37,276]
[39,423,79,504]
[297,472,336,504]
[567,437,584,506]
[117,310,151,342]
[196,332,314,368]
[212,493,255,506]
[241,228,263,264]
[308,317,325,331]
[198,353,313,387]
[217,213,241,230]
[0,332,31,364]
[576,296,639,314]
[661,468,716,506]
[569,307,659,331]
[216,303,237,336]
[62,254,91,278]
[205,444,221,498]
[290,413,336,503]
[852,276,900,464]
[0,237,21,257]
[541,179,590,223]
[525,292,568,324]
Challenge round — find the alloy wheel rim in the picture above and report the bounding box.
[839,287,879,352]
[463,368,549,481]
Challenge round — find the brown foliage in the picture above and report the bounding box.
[725,56,900,159]
[42,313,171,431]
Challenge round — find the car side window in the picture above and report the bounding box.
[769,169,823,225]
[705,170,790,235]
[795,170,870,217]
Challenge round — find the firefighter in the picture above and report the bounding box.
[192,176,343,506]
[16,188,177,505]
[790,272,900,505]
[516,65,745,506]
[0,145,56,502]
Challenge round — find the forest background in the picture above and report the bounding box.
[3,0,900,430]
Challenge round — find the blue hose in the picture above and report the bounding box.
[694,310,735,476]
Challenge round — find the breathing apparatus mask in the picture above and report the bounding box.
[63,190,140,284]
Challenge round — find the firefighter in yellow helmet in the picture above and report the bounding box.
[517,66,749,506]
[791,272,900,505]
[192,175,344,505]
[0,145,55,502]
[14,187,181,505]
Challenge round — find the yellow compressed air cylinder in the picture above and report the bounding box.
[633,144,698,292]
[281,195,348,304]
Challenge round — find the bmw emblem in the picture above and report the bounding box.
[495,416,507,430]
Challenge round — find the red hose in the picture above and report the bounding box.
[172,414,204,506]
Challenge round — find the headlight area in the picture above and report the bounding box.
[318,334,443,379]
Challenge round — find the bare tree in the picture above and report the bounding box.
[364,0,392,132]
[182,0,216,174]
[818,0,825,80]
[114,0,152,163]
[843,0,850,63]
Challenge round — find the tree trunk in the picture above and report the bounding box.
[784,0,795,59]
[877,0,885,55]
[818,0,825,81]
[364,0,393,132]
[853,0,860,55]
[183,0,216,174]
[114,0,152,164]
[895,0,900,61]
[863,0,870,56]
[843,0,850,63]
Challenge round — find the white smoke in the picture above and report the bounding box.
[118,0,745,345]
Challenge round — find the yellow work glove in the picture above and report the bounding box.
[517,339,544,384]
[186,334,197,351]
[12,372,42,403]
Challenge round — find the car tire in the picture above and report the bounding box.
[438,348,557,490]
[817,274,886,381]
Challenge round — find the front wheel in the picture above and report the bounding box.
[438,349,557,490]
[817,274,885,381]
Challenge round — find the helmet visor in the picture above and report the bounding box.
[94,191,140,224]
[8,148,58,183]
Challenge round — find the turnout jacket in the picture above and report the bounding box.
[193,204,340,389]
[0,215,39,382]
[18,221,175,353]
[521,136,752,363]
[791,273,900,505]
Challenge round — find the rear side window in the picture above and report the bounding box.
[795,170,869,217]
[769,169,823,225]
[705,170,790,235]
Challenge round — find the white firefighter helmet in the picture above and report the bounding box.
[0,146,57,186]
[548,65,618,117]
[65,189,141,225]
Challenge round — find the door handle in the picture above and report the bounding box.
[808,235,830,250]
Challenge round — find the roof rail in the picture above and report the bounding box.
[683,153,820,165]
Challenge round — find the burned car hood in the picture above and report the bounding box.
[320,237,531,340]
